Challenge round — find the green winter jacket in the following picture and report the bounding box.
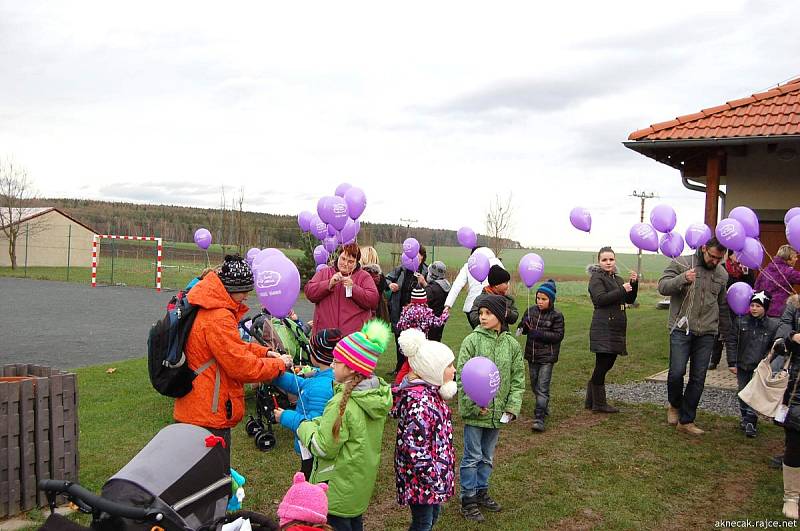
[457,326,526,428]
[297,376,392,518]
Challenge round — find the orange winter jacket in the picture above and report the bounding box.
[173,271,286,429]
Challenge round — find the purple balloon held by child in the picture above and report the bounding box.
[467,252,490,282]
[461,356,501,408]
[727,282,754,316]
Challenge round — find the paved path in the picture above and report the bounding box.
[0,277,313,370]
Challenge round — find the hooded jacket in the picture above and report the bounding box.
[588,264,638,354]
[173,271,286,429]
[754,257,800,318]
[518,304,565,364]
[304,264,379,337]
[390,381,455,506]
[444,250,502,312]
[658,250,731,337]
[457,326,525,428]
[725,313,780,371]
[297,376,392,518]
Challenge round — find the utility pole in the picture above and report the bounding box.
[631,190,657,277]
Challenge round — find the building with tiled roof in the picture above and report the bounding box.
[624,77,800,259]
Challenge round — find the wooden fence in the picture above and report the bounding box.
[0,364,78,518]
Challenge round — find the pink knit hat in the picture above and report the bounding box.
[277,472,329,527]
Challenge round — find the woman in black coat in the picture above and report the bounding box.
[778,294,800,519]
[586,246,638,413]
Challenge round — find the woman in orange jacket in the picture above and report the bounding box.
[173,254,292,466]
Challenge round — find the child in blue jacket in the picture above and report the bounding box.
[274,328,342,479]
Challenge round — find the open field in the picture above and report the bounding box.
[14,284,789,530]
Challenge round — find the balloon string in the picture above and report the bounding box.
[205,250,210,269]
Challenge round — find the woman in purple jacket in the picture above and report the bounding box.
[754,245,800,318]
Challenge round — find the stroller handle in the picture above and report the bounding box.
[38,479,162,521]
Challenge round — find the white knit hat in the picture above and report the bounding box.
[398,328,454,386]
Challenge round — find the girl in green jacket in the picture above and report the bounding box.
[457,294,526,523]
[297,320,393,531]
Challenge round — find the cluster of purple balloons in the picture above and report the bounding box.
[296,183,367,270]
[401,237,421,271]
[461,356,501,408]
[627,204,717,259]
[714,206,764,269]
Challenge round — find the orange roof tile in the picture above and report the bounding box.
[628,78,800,141]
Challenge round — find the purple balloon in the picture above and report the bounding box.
[252,248,283,272]
[323,236,337,253]
[334,182,352,198]
[329,195,349,231]
[737,237,764,270]
[787,216,800,251]
[246,247,260,266]
[785,207,800,226]
[326,224,336,237]
[518,253,544,288]
[403,238,420,259]
[317,196,336,224]
[569,207,592,233]
[340,218,358,243]
[344,187,367,219]
[310,214,328,241]
[715,218,746,252]
[457,227,478,248]
[254,254,301,318]
[629,223,659,252]
[193,228,212,250]
[467,252,490,282]
[685,223,712,250]
[315,263,327,273]
[727,281,754,316]
[649,204,677,233]
[460,356,501,408]
[401,253,420,272]
[313,245,329,266]
[729,206,759,238]
[297,211,313,232]
[659,232,685,258]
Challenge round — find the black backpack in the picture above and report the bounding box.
[147,291,209,397]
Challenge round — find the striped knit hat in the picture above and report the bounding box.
[309,328,343,366]
[333,320,392,377]
[410,287,428,304]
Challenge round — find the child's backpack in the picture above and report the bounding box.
[147,291,210,397]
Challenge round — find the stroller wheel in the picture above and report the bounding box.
[245,417,261,437]
[255,431,276,451]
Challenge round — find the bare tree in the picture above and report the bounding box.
[0,159,37,269]
[485,193,514,258]
[235,186,245,255]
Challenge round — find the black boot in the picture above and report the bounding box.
[584,380,593,410]
[533,409,545,432]
[591,384,619,413]
[476,489,502,512]
[461,496,484,522]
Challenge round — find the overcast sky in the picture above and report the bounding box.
[1,1,798,251]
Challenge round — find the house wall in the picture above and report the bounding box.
[724,143,800,220]
[0,210,95,267]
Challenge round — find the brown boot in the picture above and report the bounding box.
[584,380,593,410]
[676,422,704,435]
[667,405,679,426]
[783,465,800,520]
[591,384,619,413]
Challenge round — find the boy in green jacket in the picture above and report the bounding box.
[297,320,393,531]
[457,294,525,522]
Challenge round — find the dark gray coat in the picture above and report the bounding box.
[779,297,800,430]
[725,314,780,371]
[588,265,638,355]
[518,305,565,364]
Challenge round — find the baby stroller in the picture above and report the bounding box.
[239,313,310,452]
[37,423,276,530]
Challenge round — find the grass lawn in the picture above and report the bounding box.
[18,284,790,530]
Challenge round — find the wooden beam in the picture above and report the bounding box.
[705,153,722,229]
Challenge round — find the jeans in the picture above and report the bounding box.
[667,330,716,424]
[460,425,500,499]
[736,368,757,425]
[528,362,554,420]
[409,504,442,531]
[328,514,363,531]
